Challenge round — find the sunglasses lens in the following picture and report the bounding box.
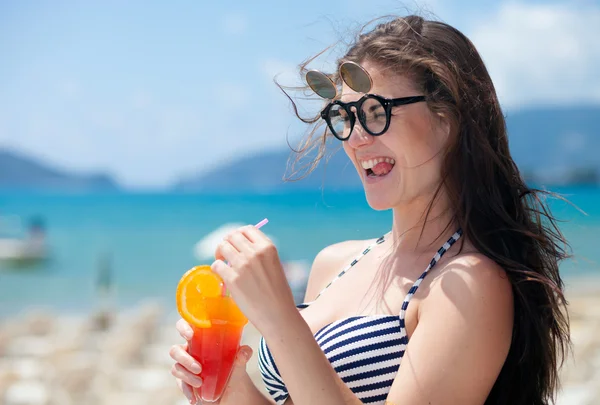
[361,97,387,134]
[306,71,337,99]
[327,104,350,139]
[339,62,372,93]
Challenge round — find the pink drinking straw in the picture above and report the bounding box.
[254,218,269,229]
[221,218,269,296]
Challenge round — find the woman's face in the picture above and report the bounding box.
[341,60,450,211]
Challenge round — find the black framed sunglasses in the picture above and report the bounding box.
[321,93,426,141]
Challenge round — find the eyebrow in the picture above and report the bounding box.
[367,104,384,112]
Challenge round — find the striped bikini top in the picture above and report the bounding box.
[258,229,463,405]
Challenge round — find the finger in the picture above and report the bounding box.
[214,239,239,263]
[234,345,253,366]
[242,227,277,260]
[241,225,271,244]
[172,363,204,388]
[169,345,202,374]
[177,379,197,404]
[227,231,254,255]
[176,319,194,341]
[211,259,234,285]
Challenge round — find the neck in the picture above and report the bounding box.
[389,188,457,254]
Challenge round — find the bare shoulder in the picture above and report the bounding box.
[433,252,511,287]
[388,256,515,404]
[422,252,514,322]
[302,237,377,302]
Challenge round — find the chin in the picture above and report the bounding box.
[359,169,402,211]
[363,192,395,211]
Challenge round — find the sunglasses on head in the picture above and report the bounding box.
[306,61,373,99]
[306,62,426,141]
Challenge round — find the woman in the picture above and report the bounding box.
[170,15,570,405]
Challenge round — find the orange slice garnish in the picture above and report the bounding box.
[176,265,224,328]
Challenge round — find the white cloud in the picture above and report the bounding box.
[221,13,249,35]
[469,2,600,109]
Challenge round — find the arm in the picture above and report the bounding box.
[262,309,364,405]
[267,253,513,405]
[214,240,358,405]
[280,242,359,405]
[212,228,373,405]
[263,241,368,405]
[385,253,514,405]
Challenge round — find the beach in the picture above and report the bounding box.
[0,279,598,405]
[558,279,600,404]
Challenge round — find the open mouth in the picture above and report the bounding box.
[362,157,395,178]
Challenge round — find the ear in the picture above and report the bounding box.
[435,112,452,144]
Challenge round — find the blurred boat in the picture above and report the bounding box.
[0,238,46,265]
[0,215,48,267]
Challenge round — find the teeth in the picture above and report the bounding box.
[360,157,395,169]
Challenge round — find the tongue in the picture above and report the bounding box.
[371,162,393,176]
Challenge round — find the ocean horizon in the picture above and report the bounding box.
[0,186,598,318]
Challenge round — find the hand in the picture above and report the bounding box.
[170,319,253,404]
[212,225,297,334]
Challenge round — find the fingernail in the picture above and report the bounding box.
[237,351,248,363]
[190,362,202,374]
[190,376,203,388]
[184,326,194,339]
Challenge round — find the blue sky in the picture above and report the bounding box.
[1,0,599,189]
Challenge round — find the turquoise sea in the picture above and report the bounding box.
[0,187,598,317]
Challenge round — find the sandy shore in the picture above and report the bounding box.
[1,282,599,405]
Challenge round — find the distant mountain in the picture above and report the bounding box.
[175,145,361,192]
[506,106,600,185]
[0,149,120,191]
[175,106,600,192]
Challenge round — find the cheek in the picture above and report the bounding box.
[388,113,444,168]
[342,142,357,166]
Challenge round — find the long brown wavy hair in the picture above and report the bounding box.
[278,14,571,405]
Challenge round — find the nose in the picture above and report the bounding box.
[346,121,373,149]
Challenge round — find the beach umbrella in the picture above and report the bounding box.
[193,223,277,261]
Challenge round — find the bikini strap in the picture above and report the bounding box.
[399,228,463,324]
[302,234,388,306]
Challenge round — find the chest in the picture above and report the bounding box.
[300,252,429,339]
